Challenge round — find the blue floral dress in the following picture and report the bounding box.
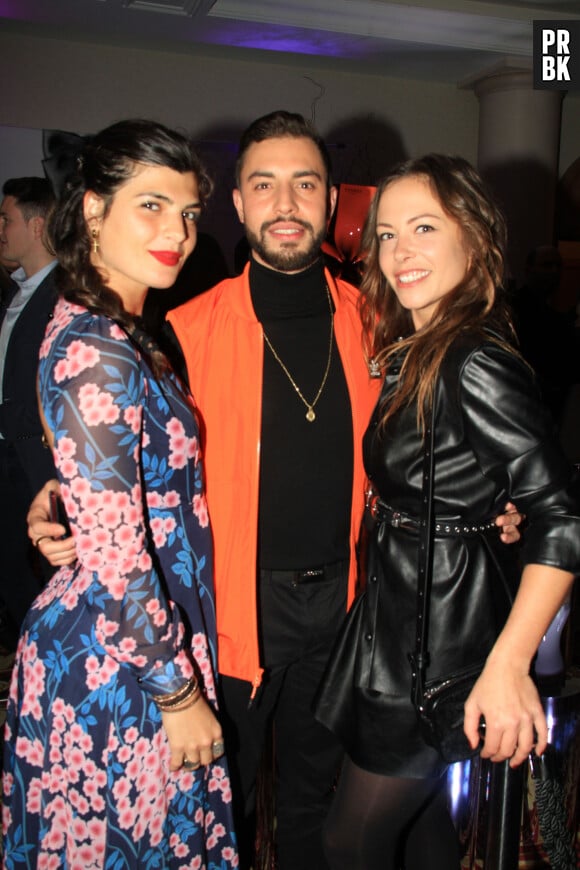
[2,298,238,869]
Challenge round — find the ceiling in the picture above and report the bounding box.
[1,0,579,84]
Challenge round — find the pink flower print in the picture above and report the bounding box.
[78,382,120,427]
[120,551,140,576]
[71,815,89,841]
[96,613,119,639]
[167,417,199,470]
[109,322,126,340]
[137,551,153,572]
[20,651,46,720]
[131,482,142,505]
[112,777,131,801]
[113,522,135,550]
[124,404,142,434]
[153,610,167,628]
[43,824,66,852]
[85,654,119,689]
[193,493,209,528]
[53,339,100,383]
[97,566,126,601]
[164,516,176,535]
[150,516,167,548]
[222,846,238,865]
[125,727,139,744]
[15,737,44,768]
[208,765,232,804]
[26,777,42,814]
[76,509,98,532]
[40,302,76,357]
[113,750,130,769]
[146,491,163,509]
[174,648,195,681]
[164,490,180,508]
[99,500,123,530]
[53,358,69,382]
[58,437,77,460]
[118,802,136,832]
[59,457,79,480]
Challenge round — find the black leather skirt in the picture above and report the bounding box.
[314,592,447,779]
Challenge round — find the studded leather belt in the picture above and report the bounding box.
[370,498,497,537]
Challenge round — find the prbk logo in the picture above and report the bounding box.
[534,21,580,89]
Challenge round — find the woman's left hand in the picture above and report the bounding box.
[495,501,524,545]
[463,659,547,768]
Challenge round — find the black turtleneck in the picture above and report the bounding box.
[250,257,353,570]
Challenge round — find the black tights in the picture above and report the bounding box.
[323,756,461,870]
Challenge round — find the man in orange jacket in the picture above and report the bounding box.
[169,111,381,870]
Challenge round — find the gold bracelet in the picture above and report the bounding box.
[153,677,198,710]
[159,687,202,713]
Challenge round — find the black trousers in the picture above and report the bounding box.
[0,442,44,639]
[219,560,349,870]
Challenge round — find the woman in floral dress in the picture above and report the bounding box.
[2,119,238,869]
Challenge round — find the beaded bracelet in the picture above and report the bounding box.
[159,686,202,714]
[153,677,198,711]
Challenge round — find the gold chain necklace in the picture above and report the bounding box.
[262,286,333,423]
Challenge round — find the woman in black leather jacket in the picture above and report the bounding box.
[316,154,580,869]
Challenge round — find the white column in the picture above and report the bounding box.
[461,60,565,284]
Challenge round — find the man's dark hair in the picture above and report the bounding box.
[2,177,55,221]
[235,110,333,189]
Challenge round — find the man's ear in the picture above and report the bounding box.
[328,185,338,222]
[30,215,45,241]
[232,189,245,224]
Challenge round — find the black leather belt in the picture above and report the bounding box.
[262,559,349,587]
[0,433,43,447]
[371,499,497,537]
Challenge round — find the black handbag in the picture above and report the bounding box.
[408,407,485,764]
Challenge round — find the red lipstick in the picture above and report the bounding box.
[149,250,180,266]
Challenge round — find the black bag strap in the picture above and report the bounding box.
[409,404,435,709]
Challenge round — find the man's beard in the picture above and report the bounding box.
[246,220,326,273]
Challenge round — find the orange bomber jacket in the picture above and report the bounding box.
[168,263,382,692]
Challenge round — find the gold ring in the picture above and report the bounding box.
[182,758,201,770]
[211,740,225,757]
[34,535,51,548]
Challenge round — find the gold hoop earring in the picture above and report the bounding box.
[91,227,100,254]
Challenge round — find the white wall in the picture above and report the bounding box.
[1,29,577,268]
[0,30,479,267]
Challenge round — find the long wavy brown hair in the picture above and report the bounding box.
[359,153,515,433]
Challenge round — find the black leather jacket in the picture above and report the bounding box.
[357,331,580,698]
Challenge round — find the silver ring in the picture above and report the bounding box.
[211,740,225,757]
[182,758,201,770]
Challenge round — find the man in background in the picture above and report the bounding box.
[0,177,58,645]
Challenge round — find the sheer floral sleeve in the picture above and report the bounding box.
[38,301,197,696]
